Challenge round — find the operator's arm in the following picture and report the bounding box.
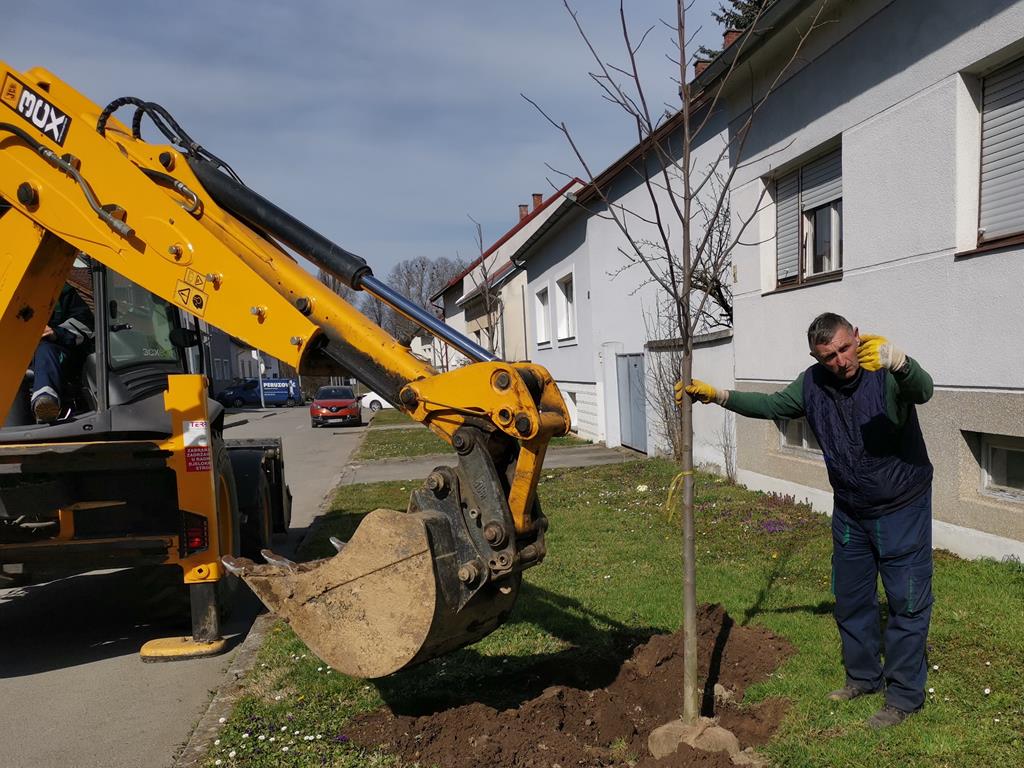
[677,375,805,420]
[49,285,94,349]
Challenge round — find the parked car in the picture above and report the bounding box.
[360,391,394,413]
[309,385,361,428]
[215,378,300,408]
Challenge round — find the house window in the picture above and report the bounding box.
[979,56,1024,243]
[775,148,842,286]
[981,434,1024,499]
[555,274,575,340]
[535,287,550,344]
[778,418,822,455]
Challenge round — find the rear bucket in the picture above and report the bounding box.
[224,508,519,678]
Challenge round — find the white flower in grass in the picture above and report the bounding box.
[636,484,648,492]
[928,688,935,694]
[214,739,220,746]
[228,751,236,758]
[214,761,222,766]
[281,726,287,732]
[984,688,991,695]
[932,665,939,671]
[258,735,266,741]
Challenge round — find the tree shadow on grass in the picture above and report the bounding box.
[375,581,659,716]
[739,528,827,627]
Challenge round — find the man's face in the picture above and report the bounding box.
[811,325,860,380]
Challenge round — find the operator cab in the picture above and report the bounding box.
[1,256,206,440]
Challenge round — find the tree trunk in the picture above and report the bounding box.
[679,344,699,722]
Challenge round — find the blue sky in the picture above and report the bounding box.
[4,1,722,276]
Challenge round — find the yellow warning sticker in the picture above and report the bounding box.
[175,279,208,317]
[183,268,206,290]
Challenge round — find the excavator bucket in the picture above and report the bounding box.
[223,508,520,678]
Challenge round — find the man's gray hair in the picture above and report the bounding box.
[807,312,854,348]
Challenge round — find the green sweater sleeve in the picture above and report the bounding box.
[885,357,934,424]
[723,373,805,420]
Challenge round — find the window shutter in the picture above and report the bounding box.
[980,57,1024,241]
[800,149,842,211]
[776,171,800,281]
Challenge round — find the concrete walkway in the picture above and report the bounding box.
[341,443,641,484]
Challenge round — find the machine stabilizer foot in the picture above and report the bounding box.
[139,636,229,662]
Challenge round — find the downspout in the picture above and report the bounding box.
[521,283,528,361]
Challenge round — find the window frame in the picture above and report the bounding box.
[980,433,1024,501]
[803,199,843,278]
[774,148,844,289]
[535,286,551,346]
[777,418,823,457]
[977,55,1024,248]
[555,272,576,342]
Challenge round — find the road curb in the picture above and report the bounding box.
[172,424,371,767]
[171,611,276,768]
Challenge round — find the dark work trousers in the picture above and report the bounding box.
[31,340,68,406]
[831,487,933,712]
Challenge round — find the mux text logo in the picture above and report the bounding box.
[1,74,71,146]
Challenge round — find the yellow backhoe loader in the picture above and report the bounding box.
[0,63,569,675]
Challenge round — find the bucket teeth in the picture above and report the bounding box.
[221,552,319,578]
[329,536,346,553]
[260,548,298,571]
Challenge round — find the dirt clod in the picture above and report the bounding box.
[347,604,793,767]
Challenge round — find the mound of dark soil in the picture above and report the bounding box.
[347,604,793,767]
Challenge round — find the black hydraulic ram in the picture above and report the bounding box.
[186,157,498,364]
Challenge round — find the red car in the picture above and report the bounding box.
[309,385,361,428]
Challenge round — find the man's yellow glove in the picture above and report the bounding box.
[674,378,727,406]
[857,333,907,372]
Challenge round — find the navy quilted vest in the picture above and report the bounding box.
[802,365,932,518]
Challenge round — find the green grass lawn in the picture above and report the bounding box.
[355,417,588,460]
[352,426,449,460]
[366,409,413,426]
[203,460,1024,767]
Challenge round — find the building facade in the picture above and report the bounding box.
[513,0,1024,559]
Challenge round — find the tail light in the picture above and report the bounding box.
[181,511,209,555]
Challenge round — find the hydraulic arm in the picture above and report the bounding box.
[0,63,569,676]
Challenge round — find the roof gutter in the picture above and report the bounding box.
[509,193,579,267]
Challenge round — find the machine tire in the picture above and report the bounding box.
[232,397,244,408]
[132,441,240,626]
[369,400,382,412]
[239,468,273,559]
[133,564,190,626]
[310,420,317,428]
[286,397,296,407]
[210,438,241,618]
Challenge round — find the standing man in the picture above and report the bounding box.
[676,312,934,729]
[31,282,94,422]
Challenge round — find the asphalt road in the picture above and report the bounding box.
[0,405,365,768]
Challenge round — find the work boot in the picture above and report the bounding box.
[827,684,881,702]
[32,394,60,423]
[866,705,915,730]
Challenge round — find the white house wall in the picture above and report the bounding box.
[716,0,1024,556]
